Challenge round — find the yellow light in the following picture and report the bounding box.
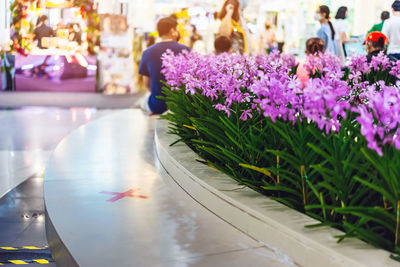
[35,8,44,16]
[45,0,72,8]
[22,20,29,29]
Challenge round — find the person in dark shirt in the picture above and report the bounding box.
[139,17,190,115]
[69,23,82,45]
[364,31,396,62]
[34,15,55,49]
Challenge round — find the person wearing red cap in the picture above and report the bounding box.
[364,31,396,62]
[382,0,400,60]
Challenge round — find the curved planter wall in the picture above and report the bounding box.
[155,120,397,267]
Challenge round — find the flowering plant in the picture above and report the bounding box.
[161,50,400,258]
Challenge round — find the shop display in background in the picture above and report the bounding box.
[99,14,136,94]
[3,0,101,92]
[10,0,36,55]
[74,0,100,55]
[14,53,96,92]
[9,0,100,56]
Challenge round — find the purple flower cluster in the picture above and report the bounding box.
[250,68,301,123]
[304,52,343,79]
[162,50,294,118]
[357,84,400,156]
[371,51,391,71]
[347,54,370,83]
[390,60,400,80]
[162,50,400,156]
[302,77,350,134]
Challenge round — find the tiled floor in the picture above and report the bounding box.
[0,107,115,265]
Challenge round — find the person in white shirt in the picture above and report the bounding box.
[334,7,350,61]
[382,0,400,60]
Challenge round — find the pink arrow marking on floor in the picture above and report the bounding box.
[100,188,149,202]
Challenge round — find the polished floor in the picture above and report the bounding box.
[0,107,114,265]
[45,110,295,266]
[0,107,113,198]
[0,92,143,109]
[1,107,294,266]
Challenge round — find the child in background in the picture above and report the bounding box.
[214,35,233,54]
[297,38,325,88]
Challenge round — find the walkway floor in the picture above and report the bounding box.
[0,92,143,109]
[45,110,295,266]
[0,107,295,266]
[0,107,115,265]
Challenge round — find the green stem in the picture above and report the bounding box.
[276,155,280,185]
[301,165,308,208]
[396,200,400,248]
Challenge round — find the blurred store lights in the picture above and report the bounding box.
[87,65,97,71]
[70,108,78,123]
[21,64,34,70]
[84,108,95,121]
[45,0,73,8]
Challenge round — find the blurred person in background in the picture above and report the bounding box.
[190,25,201,48]
[382,0,400,60]
[139,17,190,115]
[363,31,395,62]
[334,6,354,60]
[68,23,82,45]
[315,5,337,56]
[218,0,248,54]
[191,25,207,54]
[276,25,286,53]
[296,38,325,88]
[369,11,390,33]
[34,15,55,49]
[214,35,232,54]
[259,21,277,54]
[146,36,156,48]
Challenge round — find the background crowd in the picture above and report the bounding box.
[138,0,400,115]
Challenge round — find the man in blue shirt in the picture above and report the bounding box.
[139,17,190,114]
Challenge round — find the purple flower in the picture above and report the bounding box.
[370,51,391,71]
[390,60,400,79]
[356,85,400,156]
[240,109,253,121]
[214,103,232,117]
